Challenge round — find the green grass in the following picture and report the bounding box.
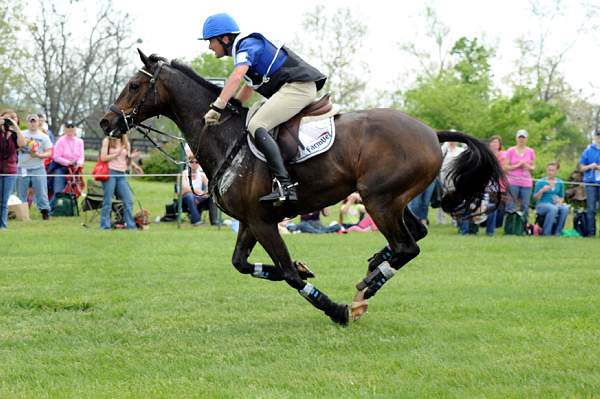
[1,180,600,398]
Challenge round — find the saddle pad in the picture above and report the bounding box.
[247,116,336,164]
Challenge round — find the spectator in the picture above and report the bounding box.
[99,135,137,229]
[16,114,53,220]
[346,213,378,232]
[579,127,600,236]
[286,209,343,234]
[485,135,506,236]
[437,141,466,225]
[339,192,365,228]
[533,161,568,236]
[503,129,536,222]
[181,157,219,226]
[37,114,55,144]
[408,181,435,226]
[50,120,84,208]
[1,110,27,229]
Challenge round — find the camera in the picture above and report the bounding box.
[3,118,13,128]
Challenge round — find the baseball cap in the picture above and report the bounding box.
[64,120,75,128]
[26,114,39,122]
[516,129,528,138]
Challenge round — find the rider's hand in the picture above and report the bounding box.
[204,108,221,125]
[203,97,226,126]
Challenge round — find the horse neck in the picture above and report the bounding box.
[164,76,244,180]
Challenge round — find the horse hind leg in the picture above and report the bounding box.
[352,200,421,321]
[232,222,315,281]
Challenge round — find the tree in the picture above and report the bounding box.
[190,52,233,79]
[16,0,139,137]
[0,0,25,107]
[292,6,369,110]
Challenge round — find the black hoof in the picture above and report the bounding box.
[327,304,349,326]
[294,261,316,279]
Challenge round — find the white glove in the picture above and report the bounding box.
[203,97,227,126]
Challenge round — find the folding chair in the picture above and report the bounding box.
[80,179,124,227]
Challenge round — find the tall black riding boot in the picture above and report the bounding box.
[254,128,298,204]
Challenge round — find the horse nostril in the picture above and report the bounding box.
[99,118,109,130]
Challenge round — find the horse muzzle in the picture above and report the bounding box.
[99,106,134,138]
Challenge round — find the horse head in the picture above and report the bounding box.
[100,49,170,138]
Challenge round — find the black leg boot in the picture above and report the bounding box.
[254,128,298,204]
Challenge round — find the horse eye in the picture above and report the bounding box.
[129,82,140,91]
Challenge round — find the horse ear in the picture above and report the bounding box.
[138,48,150,67]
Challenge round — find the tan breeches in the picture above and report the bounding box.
[247,81,317,137]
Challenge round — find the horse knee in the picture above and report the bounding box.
[231,256,253,274]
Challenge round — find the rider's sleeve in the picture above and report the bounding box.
[234,37,264,68]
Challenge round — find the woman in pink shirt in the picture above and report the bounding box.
[99,134,137,229]
[51,121,84,202]
[503,129,536,221]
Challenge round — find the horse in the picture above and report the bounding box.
[100,50,503,325]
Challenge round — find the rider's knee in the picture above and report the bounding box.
[247,120,268,138]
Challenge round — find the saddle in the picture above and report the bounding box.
[274,94,334,161]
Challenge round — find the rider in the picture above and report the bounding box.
[199,13,327,204]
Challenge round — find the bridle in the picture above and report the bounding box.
[107,60,187,165]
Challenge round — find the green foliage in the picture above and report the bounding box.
[190,52,234,79]
[401,36,589,164]
[0,0,26,105]
[141,141,185,182]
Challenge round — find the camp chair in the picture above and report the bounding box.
[80,179,124,227]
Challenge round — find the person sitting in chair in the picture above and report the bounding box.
[533,161,568,236]
[199,12,327,204]
[182,157,218,226]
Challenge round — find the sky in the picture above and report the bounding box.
[26,0,600,102]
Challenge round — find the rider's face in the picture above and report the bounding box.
[208,38,226,58]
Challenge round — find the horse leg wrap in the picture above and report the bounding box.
[299,283,348,324]
[356,261,397,299]
[251,263,283,281]
[367,245,394,272]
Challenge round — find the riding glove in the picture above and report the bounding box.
[203,98,226,126]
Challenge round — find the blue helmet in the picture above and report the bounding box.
[201,13,240,40]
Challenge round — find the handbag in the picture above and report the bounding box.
[92,160,109,181]
[92,146,109,181]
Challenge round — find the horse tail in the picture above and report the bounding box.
[436,130,504,216]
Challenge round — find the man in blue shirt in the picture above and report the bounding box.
[579,127,600,236]
[532,161,568,236]
[199,13,326,204]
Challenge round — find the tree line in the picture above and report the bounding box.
[2,1,598,177]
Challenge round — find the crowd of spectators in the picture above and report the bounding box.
[2,110,600,238]
[0,110,143,230]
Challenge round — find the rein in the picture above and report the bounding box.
[108,60,245,200]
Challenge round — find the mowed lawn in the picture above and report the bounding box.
[1,180,599,398]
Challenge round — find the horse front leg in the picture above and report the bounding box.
[250,222,348,325]
[232,222,315,281]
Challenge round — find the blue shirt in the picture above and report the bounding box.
[234,33,287,79]
[534,177,565,204]
[579,143,600,183]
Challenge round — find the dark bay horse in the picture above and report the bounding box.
[100,50,503,325]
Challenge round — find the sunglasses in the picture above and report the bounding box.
[28,119,38,123]
[189,160,199,164]
[65,124,75,128]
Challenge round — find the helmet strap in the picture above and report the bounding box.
[217,34,238,56]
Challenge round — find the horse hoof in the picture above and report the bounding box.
[294,261,315,279]
[351,288,369,321]
[351,300,369,321]
[328,304,349,326]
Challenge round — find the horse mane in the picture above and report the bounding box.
[169,58,245,110]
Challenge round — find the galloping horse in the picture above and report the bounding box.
[100,50,503,325]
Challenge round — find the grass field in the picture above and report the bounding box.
[1,179,600,398]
